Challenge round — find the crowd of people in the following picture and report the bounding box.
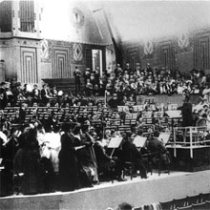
[0,79,106,110]
[82,63,209,99]
[0,63,209,197]
[0,63,209,109]
[0,116,171,196]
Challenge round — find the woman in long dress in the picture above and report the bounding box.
[59,123,82,191]
[13,127,41,195]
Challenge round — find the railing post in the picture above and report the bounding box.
[183,127,186,143]
[190,127,193,159]
[174,127,177,157]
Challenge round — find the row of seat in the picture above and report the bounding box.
[118,103,178,112]
[2,106,102,114]
[0,114,182,133]
[161,193,210,210]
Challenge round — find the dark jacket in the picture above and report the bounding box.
[181,102,193,127]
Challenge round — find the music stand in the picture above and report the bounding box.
[117,106,124,112]
[166,110,181,118]
[158,132,171,145]
[0,131,7,144]
[133,136,147,148]
[108,136,123,157]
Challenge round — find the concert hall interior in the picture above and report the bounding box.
[1,0,210,210]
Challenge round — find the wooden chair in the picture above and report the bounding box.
[122,161,135,180]
[142,149,171,175]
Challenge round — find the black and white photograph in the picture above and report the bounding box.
[1,0,210,209]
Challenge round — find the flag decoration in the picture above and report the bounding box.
[144,40,154,55]
[178,33,189,49]
[73,43,83,62]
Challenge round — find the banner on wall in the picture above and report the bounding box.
[178,33,189,49]
[144,40,154,56]
[40,39,49,59]
[73,43,83,62]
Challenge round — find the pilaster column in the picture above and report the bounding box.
[11,1,20,36]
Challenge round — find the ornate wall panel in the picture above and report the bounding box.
[121,28,210,73]
[52,48,70,78]
[73,43,83,62]
[160,41,175,70]
[20,47,38,83]
[194,35,210,70]
[41,40,108,79]
[122,42,141,69]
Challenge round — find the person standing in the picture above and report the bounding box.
[74,66,81,95]
[13,127,41,195]
[2,127,20,195]
[59,123,82,191]
[32,84,40,104]
[120,132,147,179]
[41,84,50,105]
[181,96,193,127]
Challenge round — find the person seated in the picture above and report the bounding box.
[50,86,58,97]
[177,82,186,94]
[0,88,7,110]
[94,138,116,180]
[18,103,27,123]
[147,131,170,172]
[119,132,147,179]
[11,82,22,106]
[115,64,123,77]
[196,113,207,127]
[108,93,120,109]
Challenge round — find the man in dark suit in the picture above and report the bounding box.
[32,84,40,103]
[119,132,147,179]
[147,131,167,154]
[108,93,120,109]
[0,82,8,109]
[147,131,170,171]
[181,96,193,127]
[41,84,50,105]
[74,66,81,95]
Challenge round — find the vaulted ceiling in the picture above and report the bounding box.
[89,1,210,42]
[40,0,210,43]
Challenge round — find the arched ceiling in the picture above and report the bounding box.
[88,0,210,42]
[39,0,210,43]
[40,0,112,44]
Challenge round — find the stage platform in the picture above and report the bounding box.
[1,170,210,210]
[168,146,210,172]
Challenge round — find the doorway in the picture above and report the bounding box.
[92,49,103,76]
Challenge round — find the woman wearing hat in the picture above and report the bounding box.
[59,123,83,191]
